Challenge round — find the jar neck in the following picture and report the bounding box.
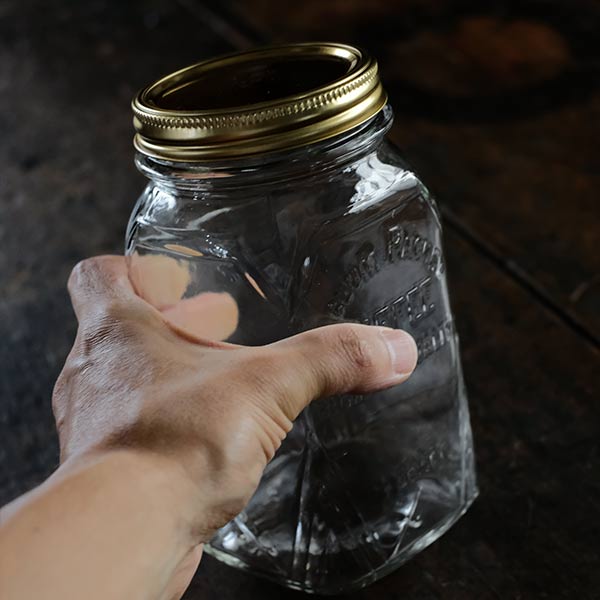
[135,105,394,194]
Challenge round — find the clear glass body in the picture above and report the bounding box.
[125,106,477,594]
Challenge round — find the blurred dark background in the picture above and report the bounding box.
[1,1,599,598]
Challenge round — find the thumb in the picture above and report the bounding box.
[259,324,418,421]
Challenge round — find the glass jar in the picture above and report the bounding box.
[126,43,477,594]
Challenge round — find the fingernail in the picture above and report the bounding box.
[380,329,418,376]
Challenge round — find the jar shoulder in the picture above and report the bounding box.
[125,140,442,238]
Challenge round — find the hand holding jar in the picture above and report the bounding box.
[0,254,417,600]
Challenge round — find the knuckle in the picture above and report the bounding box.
[51,374,66,421]
[67,257,98,293]
[333,326,376,372]
[51,359,83,434]
[307,326,378,395]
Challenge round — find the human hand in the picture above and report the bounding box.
[52,255,417,597]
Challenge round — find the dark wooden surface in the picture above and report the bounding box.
[0,1,598,599]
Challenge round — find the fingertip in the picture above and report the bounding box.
[379,328,418,379]
[128,252,191,309]
[161,292,239,342]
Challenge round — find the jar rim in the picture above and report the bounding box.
[132,42,387,162]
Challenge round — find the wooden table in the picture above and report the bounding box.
[1,1,598,598]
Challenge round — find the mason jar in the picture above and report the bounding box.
[125,43,477,595]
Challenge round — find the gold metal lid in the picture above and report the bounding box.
[132,43,387,161]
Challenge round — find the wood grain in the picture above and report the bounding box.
[0,1,598,599]
[223,0,600,342]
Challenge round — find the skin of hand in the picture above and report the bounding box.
[0,255,418,600]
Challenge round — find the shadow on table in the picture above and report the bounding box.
[184,553,440,600]
[182,503,521,600]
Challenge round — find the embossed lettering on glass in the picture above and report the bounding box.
[125,43,477,595]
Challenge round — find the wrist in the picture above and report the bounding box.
[1,448,205,599]
[58,448,203,543]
